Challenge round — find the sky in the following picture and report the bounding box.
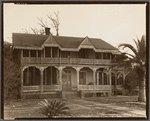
[4,3,146,49]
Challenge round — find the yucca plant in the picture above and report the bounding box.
[38,99,70,118]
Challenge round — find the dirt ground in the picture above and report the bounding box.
[4,96,146,119]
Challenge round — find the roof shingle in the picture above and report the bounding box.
[12,33,117,50]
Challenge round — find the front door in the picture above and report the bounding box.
[62,70,71,91]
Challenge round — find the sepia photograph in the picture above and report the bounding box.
[3,2,147,119]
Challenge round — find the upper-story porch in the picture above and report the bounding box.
[20,47,115,65]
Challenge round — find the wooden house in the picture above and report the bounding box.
[12,28,125,99]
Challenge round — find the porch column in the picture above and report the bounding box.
[93,68,96,97]
[114,73,117,95]
[21,67,24,99]
[44,47,45,57]
[29,50,31,63]
[76,67,80,91]
[59,67,63,91]
[122,73,126,95]
[36,50,38,57]
[27,67,29,85]
[109,70,112,96]
[40,67,44,93]
[21,50,23,63]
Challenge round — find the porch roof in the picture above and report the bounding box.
[12,33,118,51]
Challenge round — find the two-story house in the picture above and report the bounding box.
[12,28,125,99]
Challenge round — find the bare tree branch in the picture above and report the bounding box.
[47,11,60,36]
[37,17,47,28]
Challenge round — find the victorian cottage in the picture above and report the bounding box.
[12,28,124,99]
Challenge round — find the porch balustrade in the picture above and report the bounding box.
[111,85,122,90]
[23,85,112,92]
[23,85,60,92]
[23,86,40,92]
[21,57,111,65]
[78,85,111,91]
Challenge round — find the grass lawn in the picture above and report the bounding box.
[4,96,146,119]
[84,95,146,110]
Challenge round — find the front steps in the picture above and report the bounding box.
[61,91,80,99]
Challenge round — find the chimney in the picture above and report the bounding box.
[45,27,50,35]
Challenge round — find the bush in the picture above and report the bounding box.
[3,41,21,103]
[124,70,139,95]
[38,99,70,118]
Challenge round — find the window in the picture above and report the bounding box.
[45,47,51,57]
[38,50,41,57]
[52,47,58,58]
[31,50,36,57]
[61,51,70,58]
[79,49,89,58]
[107,53,110,59]
[103,73,107,85]
[79,72,86,85]
[23,50,29,57]
[95,53,102,59]
[103,53,107,59]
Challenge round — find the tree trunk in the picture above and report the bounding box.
[138,74,146,102]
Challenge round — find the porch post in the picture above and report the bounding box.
[27,67,29,85]
[76,67,80,91]
[21,50,23,63]
[122,73,126,95]
[114,73,117,95]
[59,67,63,91]
[109,70,112,96]
[21,67,24,99]
[29,50,31,63]
[40,67,44,93]
[36,50,38,57]
[93,68,96,97]
[44,47,45,57]
[51,47,52,58]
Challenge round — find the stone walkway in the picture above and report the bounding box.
[4,98,146,119]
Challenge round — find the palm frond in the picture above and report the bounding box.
[118,43,138,56]
[38,99,69,118]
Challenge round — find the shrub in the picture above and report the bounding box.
[4,41,21,103]
[124,70,139,95]
[38,99,70,118]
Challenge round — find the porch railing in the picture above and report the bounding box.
[43,85,60,91]
[78,85,111,91]
[23,85,60,92]
[23,86,40,92]
[21,57,111,65]
[23,85,114,92]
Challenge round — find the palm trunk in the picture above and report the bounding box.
[138,74,146,102]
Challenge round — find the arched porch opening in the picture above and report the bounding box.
[79,67,93,85]
[43,66,60,92]
[43,66,59,85]
[62,67,77,91]
[23,66,40,86]
[96,68,109,85]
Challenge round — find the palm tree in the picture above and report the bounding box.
[114,35,146,102]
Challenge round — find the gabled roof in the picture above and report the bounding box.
[79,36,95,49]
[42,34,60,47]
[12,33,48,48]
[12,33,118,53]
